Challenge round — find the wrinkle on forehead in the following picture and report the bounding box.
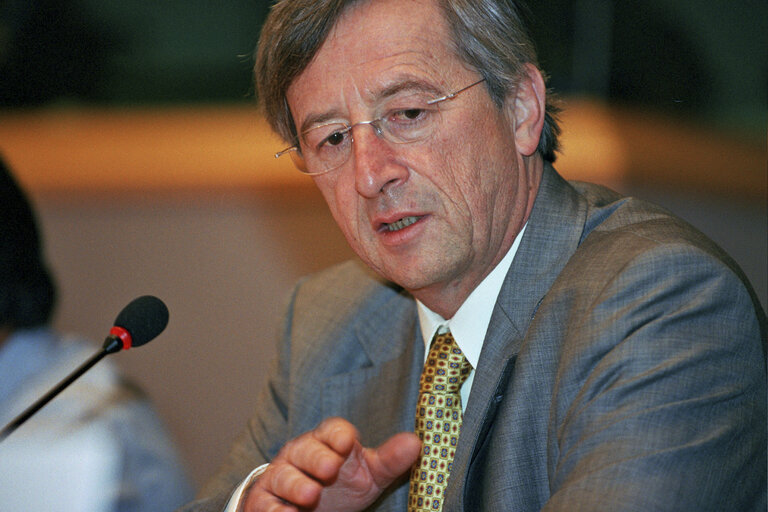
[325,40,449,88]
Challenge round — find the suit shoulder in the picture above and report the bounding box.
[571,181,729,260]
[287,260,413,338]
[561,183,766,338]
[295,259,402,305]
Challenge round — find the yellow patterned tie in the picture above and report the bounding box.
[408,330,472,512]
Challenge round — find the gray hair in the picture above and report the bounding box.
[254,0,560,162]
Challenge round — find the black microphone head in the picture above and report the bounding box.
[113,295,169,348]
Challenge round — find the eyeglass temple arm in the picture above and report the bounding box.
[275,146,298,159]
[426,78,486,105]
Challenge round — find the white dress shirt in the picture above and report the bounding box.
[416,223,526,412]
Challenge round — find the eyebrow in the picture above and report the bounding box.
[376,79,444,101]
[297,77,445,135]
[299,110,345,137]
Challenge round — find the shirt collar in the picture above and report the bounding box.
[416,223,527,368]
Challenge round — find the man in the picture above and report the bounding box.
[0,156,194,511]
[181,0,767,510]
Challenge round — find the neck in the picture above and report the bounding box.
[414,155,544,318]
[413,281,476,320]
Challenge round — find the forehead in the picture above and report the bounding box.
[286,0,467,123]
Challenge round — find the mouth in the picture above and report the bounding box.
[381,215,422,232]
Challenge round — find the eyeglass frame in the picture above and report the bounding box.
[274,77,487,176]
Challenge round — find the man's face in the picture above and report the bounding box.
[286,0,540,316]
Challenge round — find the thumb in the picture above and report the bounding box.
[365,432,422,489]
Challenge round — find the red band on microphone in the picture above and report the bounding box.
[109,326,133,350]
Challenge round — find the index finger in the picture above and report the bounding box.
[312,417,360,458]
[275,417,359,485]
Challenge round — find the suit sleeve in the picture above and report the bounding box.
[544,243,767,511]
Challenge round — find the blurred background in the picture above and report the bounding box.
[1,0,765,493]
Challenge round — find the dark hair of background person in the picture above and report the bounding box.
[0,155,57,329]
[254,0,562,163]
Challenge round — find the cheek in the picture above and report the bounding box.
[429,132,518,240]
[314,175,366,245]
[428,139,495,212]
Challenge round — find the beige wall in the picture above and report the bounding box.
[35,187,355,488]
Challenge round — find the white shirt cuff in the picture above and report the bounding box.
[223,463,269,512]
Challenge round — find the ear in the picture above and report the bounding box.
[507,63,547,157]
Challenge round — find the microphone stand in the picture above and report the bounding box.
[0,336,123,444]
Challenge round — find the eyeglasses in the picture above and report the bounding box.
[275,78,486,176]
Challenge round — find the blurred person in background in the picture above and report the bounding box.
[0,154,193,511]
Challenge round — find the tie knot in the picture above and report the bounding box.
[420,331,472,394]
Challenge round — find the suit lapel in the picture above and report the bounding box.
[321,330,424,445]
[319,290,424,512]
[445,165,589,510]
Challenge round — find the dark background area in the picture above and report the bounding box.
[0,1,269,105]
[1,0,765,141]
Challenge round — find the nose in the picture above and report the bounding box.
[351,124,409,198]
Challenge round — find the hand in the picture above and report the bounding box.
[242,417,421,512]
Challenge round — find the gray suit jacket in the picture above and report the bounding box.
[181,166,767,511]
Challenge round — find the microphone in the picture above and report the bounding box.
[103,295,169,353]
[0,295,169,443]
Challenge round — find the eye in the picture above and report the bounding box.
[389,107,427,123]
[401,108,425,120]
[324,130,346,146]
[309,125,349,151]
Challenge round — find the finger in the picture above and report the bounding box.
[243,488,299,512]
[313,417,360,457]
[253,461,323,509]
[282,434,347,484]
[365,432,422,488]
